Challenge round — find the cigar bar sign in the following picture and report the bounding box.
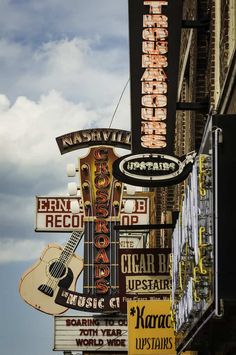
[54,316,128,351]
[119,248,171,312]
[35,196,149,231]
[113,0,196,186]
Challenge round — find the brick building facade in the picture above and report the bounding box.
[154,0,235,246]
[153,1,236,354]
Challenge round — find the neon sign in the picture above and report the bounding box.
[128,0,183,155]
[113,0,191,187]
[78,147,123,299]
[93,148,111,294]
[141,2,168,149]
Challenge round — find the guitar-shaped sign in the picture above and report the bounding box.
[80,147,123,297]
[55,146,124,313]
[19,230,84,315]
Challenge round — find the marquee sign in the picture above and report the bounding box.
[54,315,127,351]
[113,0,194,187]
[171,152,214,339]
[35,196,84,231]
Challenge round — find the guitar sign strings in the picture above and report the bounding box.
[38,231,84,297]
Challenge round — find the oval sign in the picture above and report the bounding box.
[113,152,196,187]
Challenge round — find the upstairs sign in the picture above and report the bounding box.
[113,0,196,186]
[115,152,196,186]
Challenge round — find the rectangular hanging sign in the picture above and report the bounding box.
[112,0,197,187]
[119,248,171,312]
[127,300,175,355]
[35,195,149,232]
[119,235,144,249]
[54,315,128,351]
[128,0,183,155]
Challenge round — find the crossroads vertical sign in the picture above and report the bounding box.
[113,0,196,186]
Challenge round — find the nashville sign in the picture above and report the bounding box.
[113,0,195,187]
[56,128,131,154]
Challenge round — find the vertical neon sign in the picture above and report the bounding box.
[128,0,183,155]
[113,0,195,187]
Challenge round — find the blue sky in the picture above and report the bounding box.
[0,1,130,354]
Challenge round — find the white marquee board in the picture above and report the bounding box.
[54,315,128,352]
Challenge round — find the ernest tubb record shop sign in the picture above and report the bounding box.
[113,0,196,187]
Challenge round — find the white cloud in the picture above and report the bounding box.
[0,239,48,263]
[0,1,130,266]
[0,94,10,110]
[0,3,129,104]
[0,87,130,262]
[0,235,83,263]
[0,193,34,232]
[0,35,129,108]
[0,3,130,355]
[37,36,129,106]
[0,0,128,44]
[0,89,130,168]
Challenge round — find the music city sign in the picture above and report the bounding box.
[113,0,196,186]
[54,143,125,313]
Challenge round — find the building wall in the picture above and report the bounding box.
[155,0,236,353]
[155,0,236,241]
[154,0,210,248]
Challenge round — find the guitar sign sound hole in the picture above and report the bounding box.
[49,261,67,279]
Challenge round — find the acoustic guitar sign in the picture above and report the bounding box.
[19,230,84,315]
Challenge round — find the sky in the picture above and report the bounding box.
[0,1,130,354]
